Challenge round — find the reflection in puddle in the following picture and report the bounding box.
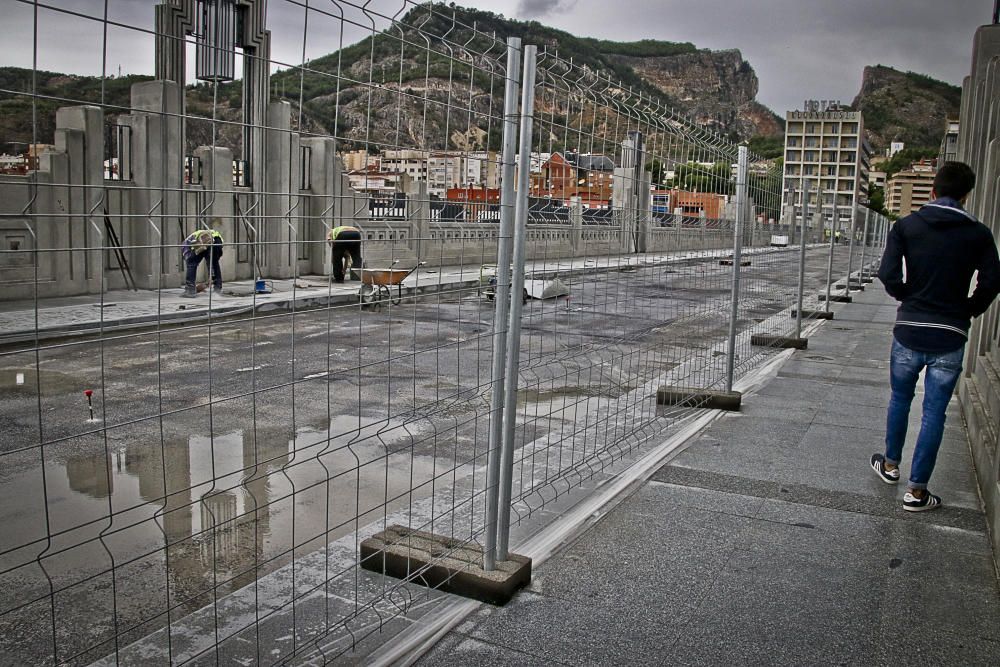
[0,415,438,663]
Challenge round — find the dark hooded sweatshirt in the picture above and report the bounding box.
[878,197,1000,353]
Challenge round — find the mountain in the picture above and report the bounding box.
[272,5,784,152]
[1,4,783,156]
[851,65,962,154]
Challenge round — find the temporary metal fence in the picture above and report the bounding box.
[0,1,892,665]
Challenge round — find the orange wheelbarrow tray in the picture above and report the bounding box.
[358,262,425,305]
[359,267,418,286]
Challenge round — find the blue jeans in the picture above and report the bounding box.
[184,245,223,290]
[884,337,964,489]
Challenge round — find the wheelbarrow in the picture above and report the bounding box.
[480,263,528,305]
[359,260,425,306]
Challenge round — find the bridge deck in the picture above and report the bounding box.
[416,284,1000,667]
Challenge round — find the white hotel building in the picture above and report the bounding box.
[782,107,872,228]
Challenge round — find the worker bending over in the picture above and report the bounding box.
[329,225,363,283]
[182,229,224,297]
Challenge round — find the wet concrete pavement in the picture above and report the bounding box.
[416,283,1000,667]
[0,246,862,664]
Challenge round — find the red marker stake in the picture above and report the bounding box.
[84,389,94,421]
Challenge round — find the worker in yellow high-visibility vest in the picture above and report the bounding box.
[181,228,224,297]
[328,225,362,283]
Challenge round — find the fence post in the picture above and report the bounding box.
[725,144,749,392]
[483,37,521,572]
[496,44,537,563]
[859,207,870,275]
[822,188,836,312]
[845,200,858,292]
[795,181,808,339]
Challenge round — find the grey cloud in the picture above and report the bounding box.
[517,0,578,19]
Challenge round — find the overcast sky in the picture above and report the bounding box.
[3,0,995,113]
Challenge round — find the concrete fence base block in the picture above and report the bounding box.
[719,259,752,267]
[819,294,853,303]
[860,277,874,284]
[656,386,742,411]
[360,525,531,606]
[848,282,866,291]
[791,309,834,320]
[750,334,808,349]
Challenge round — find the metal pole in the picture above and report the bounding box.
[725,145,749,392]
[496,44,536,562]
[795,181,809,339]
[823,188,835,312]
[483,37,521,572]
[845,200,858,292]
[859,207,870,277]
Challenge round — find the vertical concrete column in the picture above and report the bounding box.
[55,106,104,293]
[126,80,184,289]
[193,145,234,280]
[405,180,429,262]
[263,101,297,279]
[300,136,336,276]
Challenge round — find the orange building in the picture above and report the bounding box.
[652,189,727,219]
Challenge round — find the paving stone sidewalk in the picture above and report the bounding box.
[418,284,1000,666]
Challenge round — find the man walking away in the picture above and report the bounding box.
[181,228,224,298]
[329,225,363,283]
[872,161,1000,511]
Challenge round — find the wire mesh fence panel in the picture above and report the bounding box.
[0,1,897,665]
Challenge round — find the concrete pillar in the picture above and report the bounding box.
[263,101,298,278]
[55,105,104,293]
[125,80,184,289]
[193,145,234,280]
[406,180,429,261]
[300,136,336,275]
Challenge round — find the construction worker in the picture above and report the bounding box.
[329,225,362,283]
[181,228,224,297]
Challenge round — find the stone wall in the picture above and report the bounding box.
[956,22,1000,563]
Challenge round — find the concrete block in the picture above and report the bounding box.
[719,258,751,266]
[360,525,531,605]
[657,386,742,411]
[750,334,808,350]
[791,309,834,320]
[819,294,852,303]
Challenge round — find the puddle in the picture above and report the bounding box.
[0,415,438,660]
[0,367,85,396]
[518,385,621,405]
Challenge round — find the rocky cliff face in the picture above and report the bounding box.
[616,49,782,138]
[852,65,961,153]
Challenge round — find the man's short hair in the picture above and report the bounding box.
[933,161,976,200]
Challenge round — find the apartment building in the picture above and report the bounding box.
[782,105,872,226]
[886,159,936,217]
